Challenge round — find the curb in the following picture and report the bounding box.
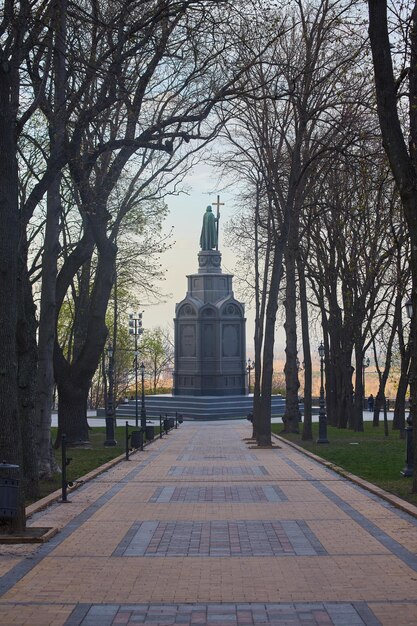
[0,526,58,544]
[272,432,417,521]
[26,450,128,518]
[25,434,164,519]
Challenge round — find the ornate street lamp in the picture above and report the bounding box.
[129,312,143,427]
[140,361,147,430]
[317,342,329,444]
[246,358,255,394]
[104,344,117,447]
[402,297,414,476]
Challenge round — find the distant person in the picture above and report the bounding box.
[367,394,374,411]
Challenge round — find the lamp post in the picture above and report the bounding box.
[134,350,139,428]
[246,358,255,394]
[402,298,414,477]
[317,341,329,444]
[129,312,143,428]
[363,356,370,409]
[104,344,117,447]
[140,361,147,430]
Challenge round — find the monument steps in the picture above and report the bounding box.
[111,394,286,420]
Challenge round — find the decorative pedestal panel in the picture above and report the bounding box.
[173,250,246,396]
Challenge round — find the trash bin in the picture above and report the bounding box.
[145,425,155,441]
[163,418,169,432]
[130,430,143,448]
[0,462,19,519]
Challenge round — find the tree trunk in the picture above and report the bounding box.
[342,327,355,429]
[257,124,303,444]
[36,177,63,474]
[252,196,270,441]
[373,390,383,427]
[326,347,336,425]
[393,369,409,432]
[383,396,389,436]
[324,286,343,426]
[57,380,91,446]
[282,226,300,434]
[353,343,364,432]
[373,356,395,426]
[54,227,116,446]
[321,302,352,429]
[17,256,39,500]
[0,66,25,532]
[368,1,417,491]
[36,0,67,478]
[410,273,417,493]
[372,308,397,428]
[258,245,285,446]
[340,362,354,430]
[298,257,312,441]
[393,314,411,433]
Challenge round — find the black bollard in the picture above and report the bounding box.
[159,415,163,439]
[175,412,178,429]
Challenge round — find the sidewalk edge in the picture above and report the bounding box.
[25,441,153,519]
[273,433,417,521]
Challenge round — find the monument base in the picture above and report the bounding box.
[114,394,286,421]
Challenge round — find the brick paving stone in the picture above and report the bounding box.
[113,520,326,557]
[168,466,269,477]
[177,454,257,461]
[149,486,287,504]
[2,422,417,624]
[66,603,378,626]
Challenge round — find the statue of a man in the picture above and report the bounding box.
[200,205,219,250]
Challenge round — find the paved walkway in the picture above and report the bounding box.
[1,422,417,625]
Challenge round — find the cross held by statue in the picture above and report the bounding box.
[211,194,224,251]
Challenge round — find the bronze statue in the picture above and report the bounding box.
[200,205,219,250]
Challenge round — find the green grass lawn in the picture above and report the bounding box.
[272,421,417,507]
[33,425,160,504]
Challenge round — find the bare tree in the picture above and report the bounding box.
[0,0,277,500]
[47,1,270,446]
[222,0,367,444]
[306,144,400,432]
[141,327,174,393]
[368,0,417,491]
[0,1,56,529]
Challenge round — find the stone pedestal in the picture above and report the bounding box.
[173,250,246,396]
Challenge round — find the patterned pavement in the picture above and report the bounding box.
[1,421,417,624]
